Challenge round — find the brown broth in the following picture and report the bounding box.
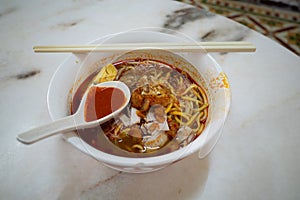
[71,58,208,156]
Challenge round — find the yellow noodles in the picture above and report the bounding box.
[165,103,173,114]
[175,116,182,124]
[182,96,202,103]
[181,84,197,96]
[185,112,199,126]
[195,103,209,112]
[200,109,207,121]
[196,85,207,104]
[170,111,190,120]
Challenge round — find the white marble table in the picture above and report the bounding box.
[1,0,299,199]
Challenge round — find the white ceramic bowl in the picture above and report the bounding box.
[47,29,231,173]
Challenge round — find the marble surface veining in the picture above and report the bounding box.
[0,0,300,199]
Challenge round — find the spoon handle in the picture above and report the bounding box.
[16,115,77,144]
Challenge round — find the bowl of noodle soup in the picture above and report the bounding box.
[47,29,231,173]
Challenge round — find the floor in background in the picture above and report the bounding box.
[178,0,300,56]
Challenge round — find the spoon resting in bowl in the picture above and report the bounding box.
[17,81,131,144]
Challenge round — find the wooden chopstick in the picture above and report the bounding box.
[33,42,256,53]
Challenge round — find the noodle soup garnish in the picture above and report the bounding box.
[71,59,209,154]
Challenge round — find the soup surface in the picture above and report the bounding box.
[71,59,208,155]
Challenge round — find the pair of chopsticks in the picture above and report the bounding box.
[33,42,256,53]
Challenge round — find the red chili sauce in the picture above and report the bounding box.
[84,86,126,122]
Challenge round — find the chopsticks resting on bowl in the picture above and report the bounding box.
[33,42,256,53]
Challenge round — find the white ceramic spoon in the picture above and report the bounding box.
[17,81,131,144]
